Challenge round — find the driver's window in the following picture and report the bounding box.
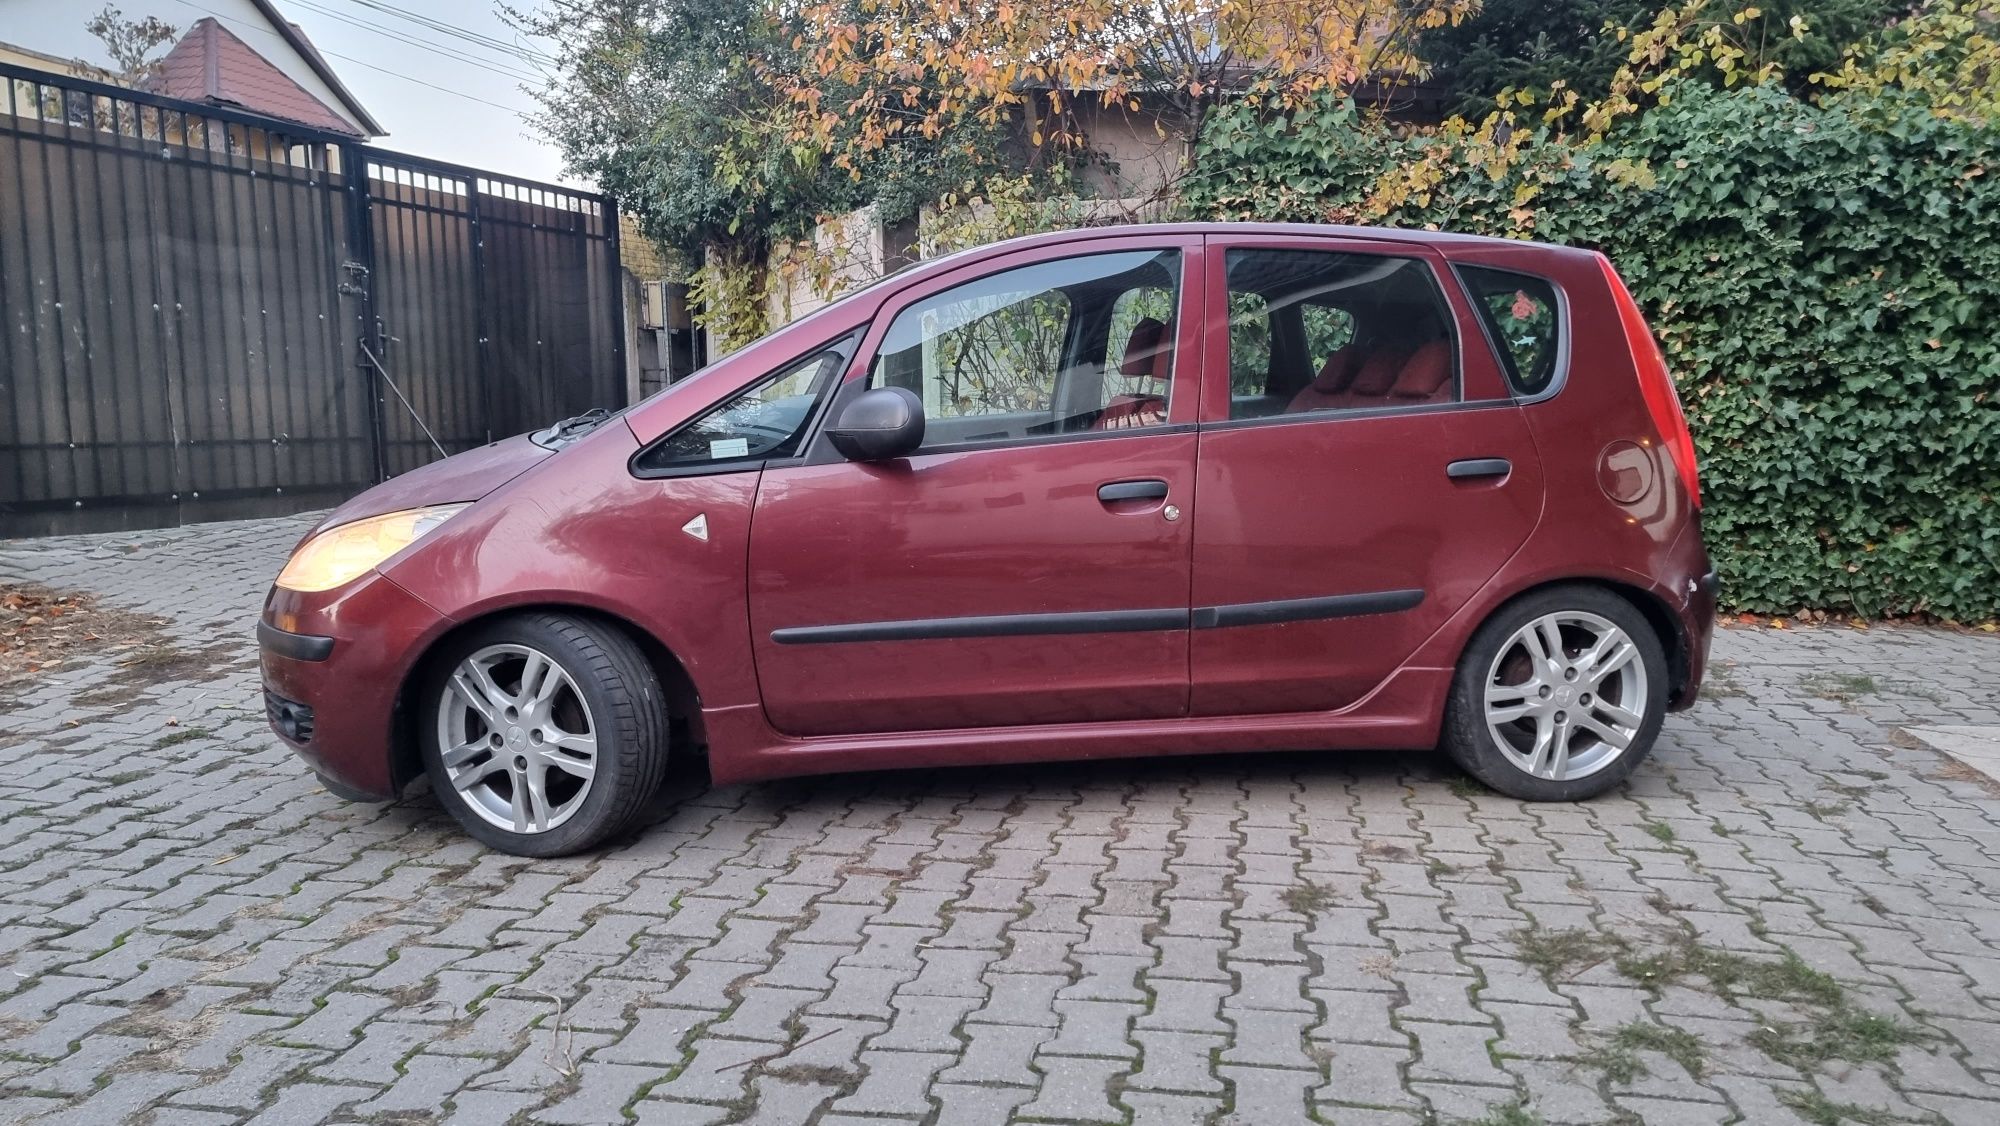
[870,249,1181,450]
[636,347,843,473]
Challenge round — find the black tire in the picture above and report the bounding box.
[418,612,668,856]
[1441,585,1668,801]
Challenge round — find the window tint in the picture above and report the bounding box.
[1105,285,1177,406]
[1459,266,1562,396]
[637,347,843,472]
[1300,304,1356,375]
[870,250,1181,448]
[1224,249,1458,420]
[1227,292,1272,398]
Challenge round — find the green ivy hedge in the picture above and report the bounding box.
[1186,84,2000,620]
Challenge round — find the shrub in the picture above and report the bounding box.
[1187,80,2000,619]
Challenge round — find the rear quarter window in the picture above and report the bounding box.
[1460,266,1563,397]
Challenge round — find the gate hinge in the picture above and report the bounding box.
[338,260,370,296]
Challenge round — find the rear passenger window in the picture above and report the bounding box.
[1227,291,1273,398]
[1224,249,1458,420]
[1300,304,1356,375]
[1460,266,1562,396]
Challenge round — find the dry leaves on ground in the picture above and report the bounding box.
[0,584,170,686]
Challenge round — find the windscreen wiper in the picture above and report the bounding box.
[532,408,612,449]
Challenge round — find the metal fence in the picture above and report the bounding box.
[0,62,624,537]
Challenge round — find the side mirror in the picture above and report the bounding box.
[826,387,925,462]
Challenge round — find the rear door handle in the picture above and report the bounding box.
[1447,458,1511,480]
[1098,479,1169,503]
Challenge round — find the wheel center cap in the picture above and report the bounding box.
[1553,686,1576,707]
[505,726,527,747]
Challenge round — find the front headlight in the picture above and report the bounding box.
[275,504,470,593]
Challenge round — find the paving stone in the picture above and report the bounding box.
[828,1048,952,1117]
[1016,1054,1131,1122]
[931,1081,1034,1126]
[535,1061,663,1125]
[5,518,2000,1123]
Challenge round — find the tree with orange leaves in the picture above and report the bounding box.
[771,0,1480,194]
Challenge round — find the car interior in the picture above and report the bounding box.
[1224,249,1459,420]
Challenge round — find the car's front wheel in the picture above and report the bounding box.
[1441,586,1667,801]
[418,612,668,856]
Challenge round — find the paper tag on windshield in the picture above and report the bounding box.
[709,438,749,459]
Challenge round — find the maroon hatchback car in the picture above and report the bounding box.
[259,223,1716,855]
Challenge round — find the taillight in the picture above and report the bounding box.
[1596,254,1700,507]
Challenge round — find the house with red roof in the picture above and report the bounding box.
[151,13,380,139]
[1,0,380,140]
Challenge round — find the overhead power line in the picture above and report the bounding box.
[326,0,560,68]
[281,0,546,85]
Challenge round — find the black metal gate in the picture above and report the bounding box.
[0,62,624,537]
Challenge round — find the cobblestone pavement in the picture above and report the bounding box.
[3,517,2000,1126]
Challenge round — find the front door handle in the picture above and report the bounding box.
[1447,458,1512,480]
[1098,479,1169,503]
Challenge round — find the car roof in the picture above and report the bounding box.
[960,221,1568,254]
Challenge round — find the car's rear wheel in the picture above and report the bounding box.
[419,612,667,856]
[1441,586,1667,800]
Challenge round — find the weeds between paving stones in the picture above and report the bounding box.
[1803,671,1948,706]
[1510,928,1624,981]
[1468,1102,1545,1126]
[1750,1006,1927,1070]
[1803,672,1879,702]
[1583,1021,1708,1083]
[1509,924,1928,1079]
[1701,663,1749,698]
[1643,822,1677,843]
[1283,881,1339,915]
[151,726,214,749]
[1777,1089,1907,1126]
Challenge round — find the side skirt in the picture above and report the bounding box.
[702,666,1453,784]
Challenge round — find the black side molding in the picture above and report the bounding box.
[772,588,1427,644]
[1446,458,1512,480]
[1192,589,1424,630]
[258,620,335,662]
[771,607,1188,645]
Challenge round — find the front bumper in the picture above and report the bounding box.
[258,571,450,799]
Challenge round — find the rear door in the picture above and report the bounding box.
[1187,234,1545,715]
[747,235,1204,736]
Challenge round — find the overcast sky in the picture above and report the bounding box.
[1,0,576,185]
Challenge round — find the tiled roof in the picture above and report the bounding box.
[153,18,366,138]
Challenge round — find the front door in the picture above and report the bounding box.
[1188,236,1545,716]
[749,237,1204,736]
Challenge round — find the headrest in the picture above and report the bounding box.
[1310,346,1357,393]
[1346,350,1402,398]
[1391,340,1452,399]
[1120,318,1172,378]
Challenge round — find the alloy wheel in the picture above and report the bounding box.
[1482,610,1649,782]
[435,643,598,834]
